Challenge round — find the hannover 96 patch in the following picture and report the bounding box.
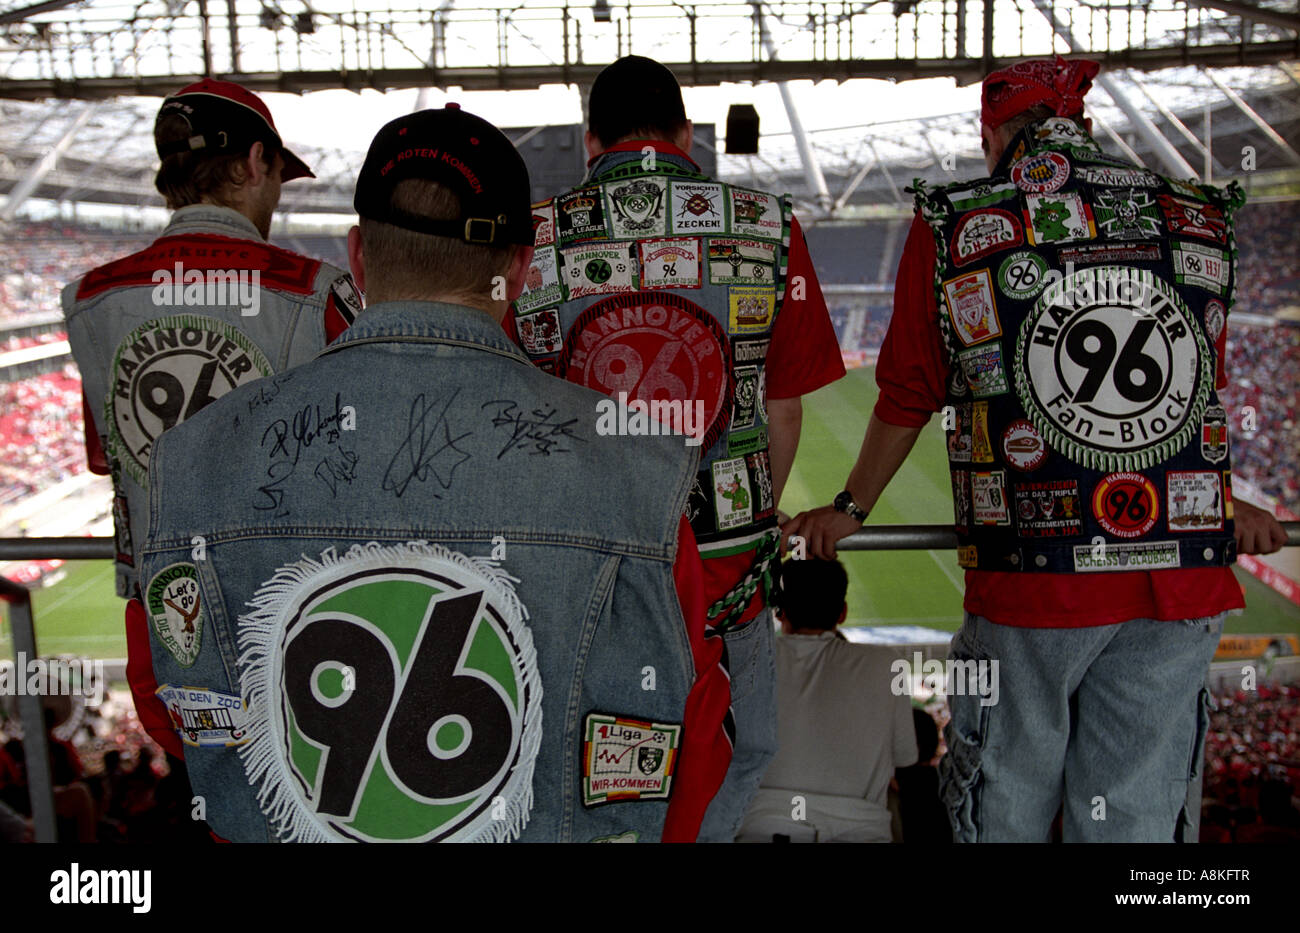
[238,541,540,843]
[108,315,272,486]
[582,713,681,807]
[146,562,202,667]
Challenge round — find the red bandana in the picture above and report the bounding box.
[981,56,1100,129]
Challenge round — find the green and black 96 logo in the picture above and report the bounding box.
[239,542,540,843]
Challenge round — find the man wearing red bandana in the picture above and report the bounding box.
[787,56,1287,842]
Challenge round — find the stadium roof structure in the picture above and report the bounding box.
[0,0,1296,220]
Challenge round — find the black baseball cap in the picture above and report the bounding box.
[155,79,314,182]
[588,56,687,147]
[353,104,534,247]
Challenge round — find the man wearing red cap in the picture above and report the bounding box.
[787,56,1286,842]
[62,79,361,759]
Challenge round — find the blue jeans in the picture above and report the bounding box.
[697,608,779,842]
[939,612,1222,843]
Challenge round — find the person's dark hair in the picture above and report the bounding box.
[912,707,939,763]
[777,557,849,631]
[359,178,513,303]
[588,56,688,149]
[154,113,268,210]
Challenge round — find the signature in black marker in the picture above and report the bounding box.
[382,391,473,498]
[482,399,582,459]
[315,448,359,498]
[262,393,347,466]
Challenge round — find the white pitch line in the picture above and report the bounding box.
[36,564,115,615]
[927,549,964,595]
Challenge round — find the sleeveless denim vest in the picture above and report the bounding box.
[63,205,356,596]
[510,146,791,566]
[915,117,1240,573]
[136,302,701,842]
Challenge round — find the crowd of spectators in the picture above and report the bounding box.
[0,693,209,843]
[1201,684,1300,843]
[0,366,86,508]
[1221,324,1300,515]
[0,221,148,325]
[1234,200,1300,319]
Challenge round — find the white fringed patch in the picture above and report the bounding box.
[236,540,541,843]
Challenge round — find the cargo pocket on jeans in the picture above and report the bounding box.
[939,711,988,844]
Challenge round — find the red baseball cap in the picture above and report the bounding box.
[155,79,314,182]
[981,56,1100,130]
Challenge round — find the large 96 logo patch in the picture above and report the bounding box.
[238,542,540,843]
[108,314,272,485]
[1014,266,1212,472]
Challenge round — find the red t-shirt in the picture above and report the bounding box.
[876,213,1244,628]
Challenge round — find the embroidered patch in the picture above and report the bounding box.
[748,450,775,516]
[712,457,754,530]
[1023,192,1095,245]
[1032,118,1097,149]
[957,344,1008,398]
[1077,166,1161,188]
[1223,472,1234,520]
[943,269,1002,347]
[237,541,541,843]
[557,187,608,242]
[1167,178,1208,201]
[156,684,250,747]
[728,188,782,240]
[329,275,363,326]
[606,178,669,238]
[1167,471,1223,532]
[146,562,202,667]
[998,251,1050,300]
[727,286,776,334]
[107,314,273,485]
[670,181,725,234]
[726,426,768,458]
[952,472,971,532]
[638,237,702,289]
[1011,151,1070,193]
[732,337,769,365]
[1092,472,1160,539]
[557,293,732,452]
[1013,480,1081,537]
[1002,418,1047,471]
[1059,242,1161,265]
[590,831,639,842]
[971,470,1010,525]
[1014,266,1212,472]
[947,401,972,463]
[1200,405,1229,463]
[582,713,681,807]
[947,180,1017,212]
[951,209,1022,266]
[516,308,563,356]
[1158,195,1226,243]
[1204,300,1225,344]
[1171,241,1228,295]
[971,401,994,462]
[515,245,564,314]
[706,237,777,286]
[732,364,760,430]
[1093,188,1162,239]
[957,544,978,568]
[561,243,638,298]
[532,200,556,247]
[1072,540,1179,572]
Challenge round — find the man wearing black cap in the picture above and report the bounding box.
[506,55,846,842]
[132,105,734,843]
[62,79,360,761]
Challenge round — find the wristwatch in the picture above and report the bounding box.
[833,490,868,523]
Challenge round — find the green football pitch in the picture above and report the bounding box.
[3,366,1297,659]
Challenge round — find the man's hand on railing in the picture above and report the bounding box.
[1234,499,1288,555]
[781,506,865,560]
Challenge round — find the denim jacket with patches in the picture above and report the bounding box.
[63,205,356,597]
[137,301,713,842]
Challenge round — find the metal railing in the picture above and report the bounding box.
[2,521,1297,841]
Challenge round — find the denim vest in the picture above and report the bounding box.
[63,205,356,596]
[137,302,700,842]
[510,145,791,564]
[915,118,1239,573]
